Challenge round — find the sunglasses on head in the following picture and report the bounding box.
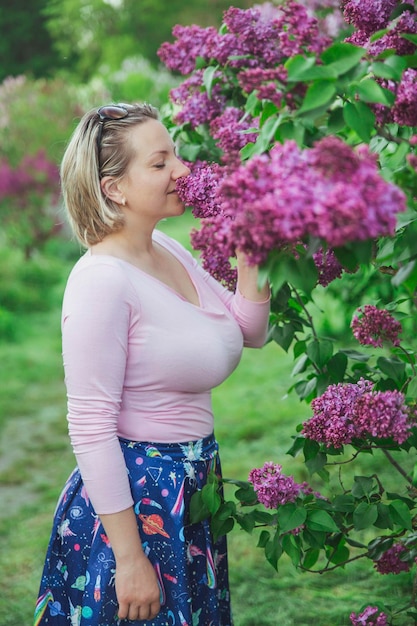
[96,104,129,154]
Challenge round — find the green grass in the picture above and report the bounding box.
[0,214,414,625]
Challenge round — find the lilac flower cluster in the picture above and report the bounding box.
[217,137,406,264]
[170,71,227,129]
[248,461,306,509]
[373,543,411,575]
[392,69,417,127]
[350,606,388,626]
[343,0,417,56]
[0,151,60,206]
[176,161,226,218]
[313,248,344,287]
[209,108,259,165]
[190,215,237,291]
[351,305,402,347]
[342,0,396,35]
[163,3,328,72]
[302,378,411,447]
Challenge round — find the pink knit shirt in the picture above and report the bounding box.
[62,230,270,513]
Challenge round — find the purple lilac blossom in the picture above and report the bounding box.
[354,390,411,443]
[303,379,412,446]
[342,0,397,35]
[313,248,344,286]
[190,215,237,291]
[248,461,305,509]
[169,71,227,129]
[374,544,411,574]
[368,11,417,56]
[350,606,388,626]
[302,379,374,447]
[392,68,417,127]
[209,108,259,165]
[157,24,218,75]
[175,161,226,218]
[217,137,406,263]
[351,305,402,347]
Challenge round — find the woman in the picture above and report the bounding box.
[34,102,270,626]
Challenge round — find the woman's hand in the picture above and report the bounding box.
[99,507,161,621]
[235,249,270,302]
[115,551,161,621]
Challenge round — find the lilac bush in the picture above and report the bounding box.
[160,0,417,621]
[0,150,61,258]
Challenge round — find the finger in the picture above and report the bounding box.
[116,601,129,620]
[150,600,161,618]
[137,605,151,621]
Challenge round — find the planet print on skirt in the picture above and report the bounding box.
[34,434,233,625]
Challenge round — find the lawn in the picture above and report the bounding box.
[0,212,413,626]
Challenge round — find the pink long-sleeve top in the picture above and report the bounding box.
[62,229,270,514]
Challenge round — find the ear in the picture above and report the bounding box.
[100,176,125,205]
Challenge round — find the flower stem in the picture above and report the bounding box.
[381,448,413,484]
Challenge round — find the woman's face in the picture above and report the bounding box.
[118,118,190,224]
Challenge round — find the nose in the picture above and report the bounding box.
[173,157,191,179]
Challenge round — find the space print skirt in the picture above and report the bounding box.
[34,433,233,626]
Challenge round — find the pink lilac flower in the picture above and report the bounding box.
[216,137,405,264]
[275,1,331,56]
[303,379,374,447]
[190,215,237,290]
[248,461,305,509]
[209,108,259,165]
[368,11,417,56]
[350,606,388,626]
[303,379,412,446]
[175,161,226,218]
[157,24,218,75]
[392,68,417,127]
[169,71,227,129]
[374,543,412,574]
[351,305,402,347]
[313,248,344,286]
[342,0,397,35]
[354,389,411,443]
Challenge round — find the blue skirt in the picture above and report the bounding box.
[34,434,233,626]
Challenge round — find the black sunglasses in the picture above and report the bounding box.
[96,104,129,155]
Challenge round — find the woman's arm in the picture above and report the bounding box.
[99,508,160,621]
[235,250,270,302]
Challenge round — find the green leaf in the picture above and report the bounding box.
[354,78,395,105]
[371,60,404,81]
[374,503,394,530]
[321,43,365,74]
[327,352,348,383]
[327,543,350,565]
[264,531,283,570]
[306,339,333,368]
[277,503,307,534]
[307,510,339,533]
[202,65,218,98]
[190,490,210,524]
[257,530,270,548]
[282,534,302,567]
[353,501,378,530]
[332,494,355,513]
[351,475,378,499]
[201,481,221,515]
[389,499,413,530]
[343,101,375,142]
[299,80,336,113]
[286,435,306,458]
[303,548,320,569]
[285,54,316,81]
[377,356,406,385]
[235,512,256,534]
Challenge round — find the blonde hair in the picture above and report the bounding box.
[60,102,159,247]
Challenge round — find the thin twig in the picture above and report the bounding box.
[381,448,413,483]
